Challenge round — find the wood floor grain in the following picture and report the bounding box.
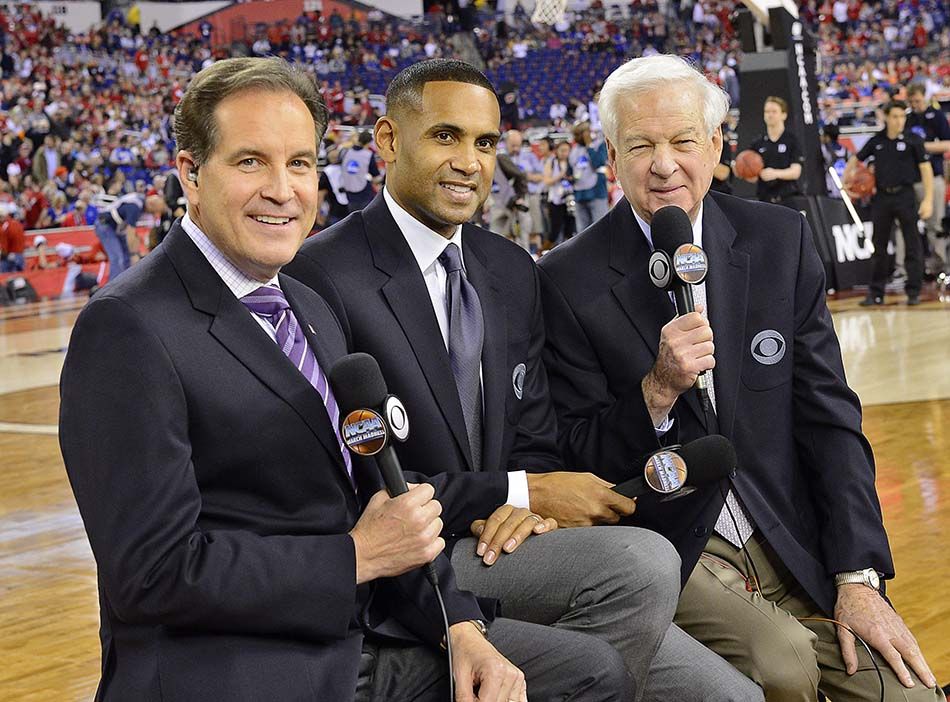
[1,299,947,701]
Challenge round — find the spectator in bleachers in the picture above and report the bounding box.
[0,203,26,272]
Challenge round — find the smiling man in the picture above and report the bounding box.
[286,59,763,702]
[538,54,941,702]
[59,57,590,702]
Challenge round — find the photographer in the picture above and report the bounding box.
[488,145,532,250]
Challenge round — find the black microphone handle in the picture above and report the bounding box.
[377,446,409,497]
[376,444,440,587]
[670,284,712,412]
[672,282,695,316]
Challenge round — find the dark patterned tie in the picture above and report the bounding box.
[438,243,484,471]
[241,285,353,479]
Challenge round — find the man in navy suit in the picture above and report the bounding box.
[58,57,628,702]
[286,59,762,702]
[538,54,942,701]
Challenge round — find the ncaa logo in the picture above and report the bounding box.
[341,409,388,455]
[512,363,526,400]
[750,330,786,365]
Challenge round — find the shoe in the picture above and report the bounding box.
[859,296,883,306]
[907,295,921,306]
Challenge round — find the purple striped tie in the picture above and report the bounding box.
[241,285,353,479]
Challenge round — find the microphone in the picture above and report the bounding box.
[611,434,736,500]
[329,352,410,495]
[649,205,713,412]
[327,353,438,585]
[329,353,455,699]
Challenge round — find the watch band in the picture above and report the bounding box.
[441,619,488,650]
[834,568,880,590]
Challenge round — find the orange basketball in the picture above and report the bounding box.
[734,149,765,179]
[844,164,875,198]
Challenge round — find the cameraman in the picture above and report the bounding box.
[489,143,532,250]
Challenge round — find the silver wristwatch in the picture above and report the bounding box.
[833,568,880,591]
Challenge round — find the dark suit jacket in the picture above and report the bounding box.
[537,192,893,614]
[284,195,562,538]
[59,223,485,702]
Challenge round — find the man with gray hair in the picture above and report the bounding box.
[539,54,942,702]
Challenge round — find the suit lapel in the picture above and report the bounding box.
[462,228,506,475]
[702,195,750,440]
[607,202,707,430]
[362,199,476,469]
[163,224,352,489]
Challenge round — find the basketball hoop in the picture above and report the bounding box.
[532,0,568,26]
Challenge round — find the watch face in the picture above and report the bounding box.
[867,570,880,590]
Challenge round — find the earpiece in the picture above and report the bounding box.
[187,171,198,183]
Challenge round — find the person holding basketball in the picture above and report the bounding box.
[737,96,804,206]
[846,100,933,306]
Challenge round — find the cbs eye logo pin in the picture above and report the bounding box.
[750,329,786,365]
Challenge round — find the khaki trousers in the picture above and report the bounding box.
[674,533,944,702]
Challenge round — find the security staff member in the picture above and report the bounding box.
[847,100,933,306]
[906,84,950,267]
[742,96,804,205]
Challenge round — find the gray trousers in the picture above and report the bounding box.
[450,527,763,702]
[360,615,630,701]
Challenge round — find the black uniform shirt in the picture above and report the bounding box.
[855,131,927,190]
[906,106,950,177]
[710,141,733,194]
[750,129,804,201]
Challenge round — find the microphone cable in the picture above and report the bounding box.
[718,481,765,597]
[796,617,884,702]
[428,568,455,702]
[718,486,884,702]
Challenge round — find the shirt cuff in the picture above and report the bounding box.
[654,415,674,436]
[506,470,530,509]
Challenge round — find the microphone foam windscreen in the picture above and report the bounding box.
[329,352,388,414]
[679,434,737,486]
[651,205,693,258]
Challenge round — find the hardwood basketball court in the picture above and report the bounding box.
[1,293,948,700]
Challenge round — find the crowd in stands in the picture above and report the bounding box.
[1,0,948,279]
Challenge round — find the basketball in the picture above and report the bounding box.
[734,149,765,179]
[844,165,876,198]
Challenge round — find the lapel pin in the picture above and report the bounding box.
[512,363,526,400]
[751,329,786,365]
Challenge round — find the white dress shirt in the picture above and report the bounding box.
[383,188,530,509]
[181,212,281,341]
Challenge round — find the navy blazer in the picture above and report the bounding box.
[284,195,563,539]
[538,192,893,614]
[59,222,485,702]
